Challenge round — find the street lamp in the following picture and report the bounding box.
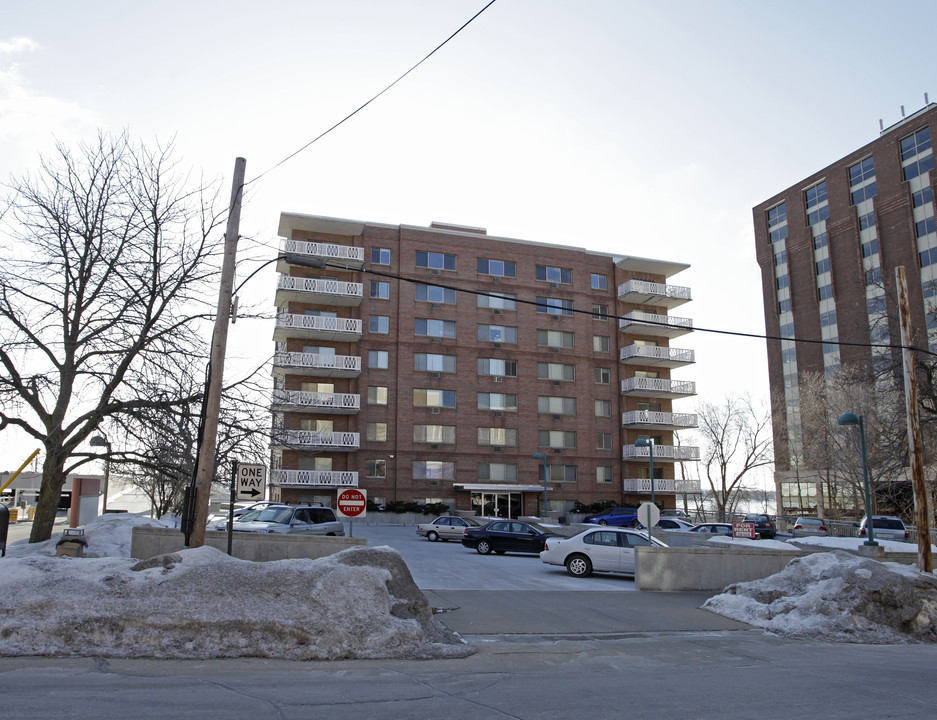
[635,438,656,543]
[837,412,878,547]
[532,452,549,518]
[90,435,111,514]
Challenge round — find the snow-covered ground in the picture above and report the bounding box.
[1,514,470,660]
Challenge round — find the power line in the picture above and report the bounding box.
[246,0,498,187]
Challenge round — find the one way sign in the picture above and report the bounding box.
[236,463,267,501]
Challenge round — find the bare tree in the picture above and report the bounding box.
[695,394,774,521]
[0,133,226,541]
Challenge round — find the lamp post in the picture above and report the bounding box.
[532,452,549,518]
[90,435,111,514]
[837,412,877,547]
[635,438,655,543]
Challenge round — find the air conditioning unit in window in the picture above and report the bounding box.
[431,303,442,309]
[553,381,561,386]
[550,347,560,353]
[493,376,503,383]
[492,309,502,315]
[492,276,501,282]
[429,480,440,487]
[431,337,442,343]
[553,414,561,420]
[493,446,502,452]
[550,282,559,289]
[430,444,439,450]
[551,315,560,321]
[494,411,503,417]
[553,448,562,454]
[430,407,441,414]
[430,372,441,378]
[494,342,502,348]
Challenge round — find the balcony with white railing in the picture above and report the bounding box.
[273,312,363,342]
[270,429,360,452]
[620,344,695,367]
[275,274,363,306]
[619,311,693,338]
[276,239,365,272]
[272,351,362,378]
[269,469,359,488]
[622,477,701,494]
[622,410,698,431]
[622,444,700,462]
[620,377,696,399]
[617,280,692,309]
[271,389,360,414]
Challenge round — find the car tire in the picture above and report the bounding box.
[476,539,493,555]
[565,554,592,577]
[427,531,439,542]
[598,520,608,526]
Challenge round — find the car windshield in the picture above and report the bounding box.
[234,510,262,523]
[255,507,294,524]
[798,518,821,526]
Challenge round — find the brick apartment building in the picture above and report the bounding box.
[270,212,699,518]
[753,103,937,513]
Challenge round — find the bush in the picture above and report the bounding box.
[379,500,450,515]
[572,500,617,515]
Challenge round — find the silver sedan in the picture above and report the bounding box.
[540,526,667,577]
[416,515,479,542]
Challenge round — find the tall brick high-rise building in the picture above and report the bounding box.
[753,103,937,513]
[270,212,699,518]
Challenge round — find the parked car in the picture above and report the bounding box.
[660,509,689,520]
[231,500,282,518]
[583,507,640,527]
[226,504,345,536]
[742,513,776,539]
[791,517,830,538]
[540,527,668,577]
[417,515,479,542]
[857,515,909,542]
[635,517,697,532]
[689,522,734,536]
[461,520,554,555]
[211,507,275,531]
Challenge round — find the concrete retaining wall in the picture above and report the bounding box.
[130,527,366,562]
[635,546,809,591]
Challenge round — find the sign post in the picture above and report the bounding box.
[336,488,367,537]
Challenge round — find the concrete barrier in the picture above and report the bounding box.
[635,546,809,591]
[131,526,365,562]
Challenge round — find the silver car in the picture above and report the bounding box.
[417,515,479,542]
[791,517,830,538]
[229,505,345,536]
[857,515,909,542]
[540,527,668,577]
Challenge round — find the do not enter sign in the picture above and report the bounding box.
[336,488,367,518]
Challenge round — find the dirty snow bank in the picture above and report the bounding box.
[704,551,937,644]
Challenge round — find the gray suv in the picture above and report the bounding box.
[231,504,345,536]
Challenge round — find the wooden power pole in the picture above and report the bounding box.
[896,266,933,573]
[188,157,246,548]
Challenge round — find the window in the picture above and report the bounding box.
[371,247,390,265]
[414,353,456,373]
[538,430,577,449]
[547,465,577,483]
[805,181,829,225]
[536,265,572,284]
[817,284,833,302]
[849,157,876,186]
[413,425,456,444]
[867,296,887,314]
[901,127,932,160]
[300,418,332,432]
[591,273,607,290]
[412,461,455,480]
[368,350,388,369]
[592,304,608,320]
[815,257,830,275]
[596,432,612,450]
[415,318,456,338]
[367,422,387,442]
[366,460,386,478]
[478,324,517,343]
[413,388,456,408]
[593,335,610,352]
[536,297,573,316]
[416,251,456,271]
[478,392,518,411]
[415,285,457,304]
[477,258,516,278]
[916,216,936,238]
[367,386,388,405]
[478,463,518,481]
[538,396,576,415]
[477,292,517,311]
[780,322,795,338]
[595,399,611,417]
[813,232,828,250]
[478,358,517,377]
[777,275,789,290]
[861,239,879,258]
[920,248,937,269]
[369,315,389,334]
[767,202,788,244]
[594,367,611,384]
[537,362,575,381]
[370,281,390,299]
[537,329,574,349]
[775,250,787,265]
[913,187,933,208]
[596,466,613,484]
[858,212,876,231]
[779,298,792,313]
[865,267,883,284]
[478,427,518,446]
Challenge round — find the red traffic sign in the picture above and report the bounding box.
[336,488,367,518]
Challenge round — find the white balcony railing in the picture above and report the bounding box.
[273,312,362,342]
[617,280,692,308]
[622,477,702,493]
[280,238,365,266]
[271,429,360,450]
[620,377,696,397]
[619,344,695,367]
[621,411,698,430]
[269,469,359,488]
[272,351,362,376]
[271,389,360,412]
[622,444,700,462]
[619,311,693,337]
[276,274,363,302]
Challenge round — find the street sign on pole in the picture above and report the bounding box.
[235,464,266,502]
[637,501,660,530]
[336,488,367,518]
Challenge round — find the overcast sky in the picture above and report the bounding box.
[2,0,936,472]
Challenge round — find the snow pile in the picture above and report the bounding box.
[790,535,937,554]
[4,513,173,559]
[707,536,799,551]
[1,516,470,660]
[705,551,937,644]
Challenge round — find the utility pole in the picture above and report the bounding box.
[896,266,933,573]
[187,157,246,548]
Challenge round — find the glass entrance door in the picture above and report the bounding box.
[471,491,522,518]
